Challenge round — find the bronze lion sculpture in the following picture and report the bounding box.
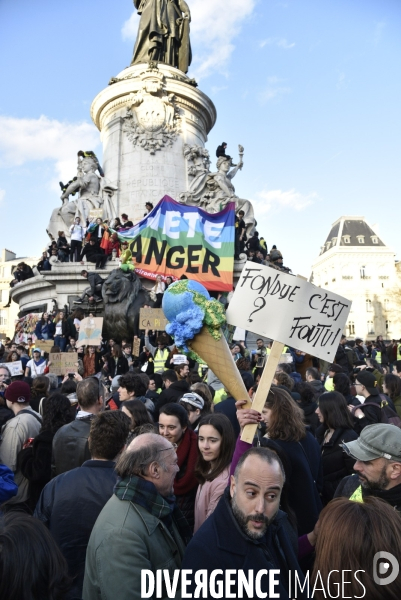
[102,269,155,342]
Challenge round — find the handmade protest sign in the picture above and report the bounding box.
[89,196,235,292]
[49,353,79,376]
[0,361,23,377]
[36,340,54,355]
[226,263,351,362]
[77,317,103,347]
[140,308,169,331]
[89,209,103,220]
[172,355,188,365]
[226,262,352,443]
[133,337,141,357]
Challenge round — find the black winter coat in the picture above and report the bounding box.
[334,474,401,512]
[52,416,93,476]
[0,404,14,429]
[154,380,189,420]
[298,401,319,435]
[315,425,358,505]
[35,460,117,600]
[182,488,307,599]
[274,431,323,535]
[19,429,55,510]
[106,355,129,378]
[353,394,396,434]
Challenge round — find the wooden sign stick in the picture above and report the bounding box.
[240,340,285,444]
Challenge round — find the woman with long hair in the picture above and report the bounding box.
[6,350,19,363]
[383,373,401,417]
[19,392,73,510]
[0,513,72,600]
[34,311,55,340]
[236,386,323,536]
[83,345,102,378]
[152,274,166,308]
[159,403,198,530]
[29,374,50,413]
[194,413,235,532]
[315,391,358,504]
[53,310,70,352]
[106,344,129,379]
[313,497,401,600]
[121,398,154,436]
[333,372,360,406]
[57,230,70,262]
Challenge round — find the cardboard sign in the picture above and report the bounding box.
[172,354,188,365]
[89,209,103,220]
[133,337,141,357]
[226,263,351,362]
[77,317,103,347]
[49,353,79,376]
[36,340,55,355]
[139,308,169,331]
[0,361,23,377]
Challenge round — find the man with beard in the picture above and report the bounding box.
[335,423,401,510]
[181,447,307,599]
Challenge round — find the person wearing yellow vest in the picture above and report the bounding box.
[324,363,342,392]
[371,342,382,364]
[334,423,401,511]
[144,330,174,373]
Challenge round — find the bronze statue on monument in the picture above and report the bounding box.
[131,0,192,73]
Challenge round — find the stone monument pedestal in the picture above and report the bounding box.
[91,62,216,223]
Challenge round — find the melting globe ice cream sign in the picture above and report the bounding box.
[116,196,235,291]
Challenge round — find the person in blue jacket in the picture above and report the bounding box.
[34,312,55,340]
[0,464,18,508]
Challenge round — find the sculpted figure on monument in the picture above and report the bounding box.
[131,0,192,73]
[47,152,116,240]
[180,144,256,235]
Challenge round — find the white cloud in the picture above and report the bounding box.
[122,0,257,79]
[0,189,5,205]
[0,115,100,190]
[259,77,291,103]
[253,188,318,214]
[260,37,295,49]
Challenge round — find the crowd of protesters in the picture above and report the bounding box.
[1,308,401,599]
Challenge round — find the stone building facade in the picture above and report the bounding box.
[311,216,401,341]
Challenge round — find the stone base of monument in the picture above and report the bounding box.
[10,258,247,318]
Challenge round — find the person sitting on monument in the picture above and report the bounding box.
[49,248,60,266]
[74,270,104,304]
[79,238,107,270]
[120,213,133,229]
[56,231,70,262]
[37,251,51,272]
[216,142,232,160]
[105,232,121,259]
[9,262,34,290]
[119,241,135,272]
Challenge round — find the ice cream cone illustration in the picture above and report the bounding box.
[162,280,249,401]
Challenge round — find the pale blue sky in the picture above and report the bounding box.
[0,0,400,275]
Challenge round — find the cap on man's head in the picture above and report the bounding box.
[180,392,204,410]
[356,370,379,396]
[342,424,401,462]
[328,364,343,374]
[5,381,31,404]
[33,348,41,354]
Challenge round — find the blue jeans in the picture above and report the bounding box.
[54,336,67,352]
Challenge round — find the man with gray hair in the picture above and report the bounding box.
[181,447,307,599]
[83,433,192,600]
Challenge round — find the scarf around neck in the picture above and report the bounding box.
[175,428,199,496]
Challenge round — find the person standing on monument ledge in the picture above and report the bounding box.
[182,447,307,599]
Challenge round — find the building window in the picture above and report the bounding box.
[343,235,350,244]
[331,237,337,246]
[384,299,390,311]
[326,242,331,251]
[367,321,375,334]
[371,236,378,244]
[386,320,391,333]
[348,322,355,335]
[0,310,7,327]
[366,299,372,312]
[357,236,365,244]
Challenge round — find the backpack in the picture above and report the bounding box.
[354,395,401,429]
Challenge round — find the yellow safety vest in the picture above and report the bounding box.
[375,351,382,364]
[213,388,227,405]
[349,485,363,503]
[397,346,401,361]
[153,348,169,372]
[324,377,334,392]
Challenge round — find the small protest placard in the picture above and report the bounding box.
[140,308,169,331]
[89,209,103,220]
[77,317,103,347]
[133,337,141,357]
[172,355,188,365]
[49,353,79,376]
[0,361,23,377]
[37,340,54,355]
[226,263,351,362]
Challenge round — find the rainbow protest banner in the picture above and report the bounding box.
[95,196,235,291]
